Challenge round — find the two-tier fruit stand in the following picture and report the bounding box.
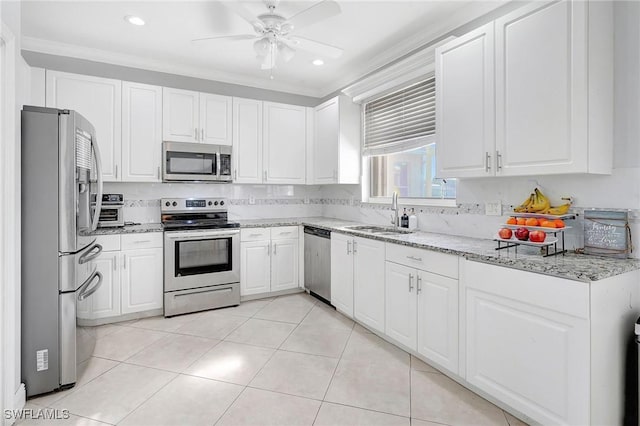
[494,213,575,257]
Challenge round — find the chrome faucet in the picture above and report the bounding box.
[390,191,399,228]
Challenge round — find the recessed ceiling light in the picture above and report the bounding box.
[312,59,324,66]
[125,15,145,26]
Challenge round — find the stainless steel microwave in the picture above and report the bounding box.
[162,142,232,183]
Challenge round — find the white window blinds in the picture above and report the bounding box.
[363,75,436,156]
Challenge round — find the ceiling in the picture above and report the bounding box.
[21,1,501,98]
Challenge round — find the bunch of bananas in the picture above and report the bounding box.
[513,188,571,215]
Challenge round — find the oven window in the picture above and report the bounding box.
[175,238,232,276]
[166,151,216,175]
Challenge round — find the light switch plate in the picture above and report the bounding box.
[249,195,256,205]
[486,201,502,216]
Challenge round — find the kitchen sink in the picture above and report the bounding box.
[343,225,414,235]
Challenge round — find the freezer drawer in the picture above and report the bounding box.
[164,283,240,317]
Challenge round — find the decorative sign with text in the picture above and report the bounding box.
[583,210,631,258]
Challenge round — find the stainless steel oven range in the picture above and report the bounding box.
[162,198,240,317]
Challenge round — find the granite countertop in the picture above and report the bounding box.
[86,216,640,282]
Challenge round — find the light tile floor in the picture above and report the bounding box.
[21,293,529,426]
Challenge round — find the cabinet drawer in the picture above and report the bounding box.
[94,235,121,252]
[241,228,271,241]
[386,243,459,279]
[121,232,163,250]
[270,226,299,240]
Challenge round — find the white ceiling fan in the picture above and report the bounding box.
[193,0,344,70]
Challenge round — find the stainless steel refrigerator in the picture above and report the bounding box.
[21,106,105,397]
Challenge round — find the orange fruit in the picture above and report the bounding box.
[554,219,565,228]
[525,218,539,227]
[540,220,556,228]
[516,218,527,225]
[506,217,517,225]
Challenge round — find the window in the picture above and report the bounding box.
[363,76,456,203]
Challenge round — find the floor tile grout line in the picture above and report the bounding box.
[316,400,412,422]
[319,316,356,403]
[176,337,224,375]
[212,384,249,426]
[114,371,181,425]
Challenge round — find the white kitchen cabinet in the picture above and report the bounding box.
[163,88,232,145]
[462,259,590,425]
[270,238,299,292]
[200,93,232,145]
[121,247,163,314]
[385,262,417,349]
[46,70,122,181]
[263,102,306,184]
[78,251,121,320]
[352,236,386,333]
[240,227,300,296]
[233,98,263,183]
[122,82,162,182]
[436,1,612,178]
[240,240,272,296]
[313,95,361,184]
[162,87,199,143]
[436,23,495,178]
[330,233,354,318]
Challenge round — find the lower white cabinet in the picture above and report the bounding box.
[80,233,163,321]
[240,227,299,296]
[384,247,459,374]
[330,233,355,317]
[121,248,164,314]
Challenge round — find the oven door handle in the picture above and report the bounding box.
[165,231,239,240]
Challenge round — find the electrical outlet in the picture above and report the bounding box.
[485,201,502,216]
[249,195,256,205]
[304,197,310,204]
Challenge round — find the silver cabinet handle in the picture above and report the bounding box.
[273,242,277,255]
[79,244,103,264]
[485,152,491,172]
[195,127,198,141]
[234,169,237,180]
[249,233,263,237]
[409,273,414,292]
[115,165,119,179]
[352,240,357,254]
[347,240,351,255]
[157,166,160,180]
[267,244,271,256]
[417,275,422,294]
[264,170,267,182]
[132,240,151,244]
[407,255,423,262]
[123,254,126,269]
[496,150,503,171]
[201,128,204,141]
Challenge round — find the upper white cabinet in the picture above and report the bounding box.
[437,1,613,178]
[46,71,122,181]
[162,88,232,145]
[233,97,263,184]
[263,102,306,184]
[122,82,162,182]
[436,23,495,178]
[313,95,361,184]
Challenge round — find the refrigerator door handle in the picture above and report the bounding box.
[79,243,102,264]
[78,270,103,301]
[90,136,103,231]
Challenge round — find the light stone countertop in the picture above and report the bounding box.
[87,216,640,282]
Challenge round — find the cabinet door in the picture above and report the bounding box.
[200,93,232,145]
[271,238,299,292]
[463,260,589,425]
[240,240,271,296]
[417,271,458,374]
[495,1,587,175]
[122,82,162,182]
[436,23,495,178]
[89,252,121,319]
[233,98,263,183]
[263,102,306,184]
[313,97,339,184]
[162,87,199,143]
[385,262,417,350]
[46,71,122,181]
[353,236,385,333]
[330,233,354,317]
[121,248,163,314]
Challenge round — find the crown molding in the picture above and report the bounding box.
[21,36,325,98]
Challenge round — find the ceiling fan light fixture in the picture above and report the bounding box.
[253,38,271,57]
[278,42,295,62]
[312,59,324,66]
[124,15,145,26]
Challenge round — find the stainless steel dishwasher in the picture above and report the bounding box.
[304,226,331,304]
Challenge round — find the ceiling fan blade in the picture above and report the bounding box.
[221,1,265,32]
[287,36,343,59]
[192,34,258,43]
[287,0,341,30]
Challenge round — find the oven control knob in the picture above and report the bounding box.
[220,201,225,206]
[172,202,177,207]
[165,201,170,207]
[214,201,219,206]
[208,201,213,206]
